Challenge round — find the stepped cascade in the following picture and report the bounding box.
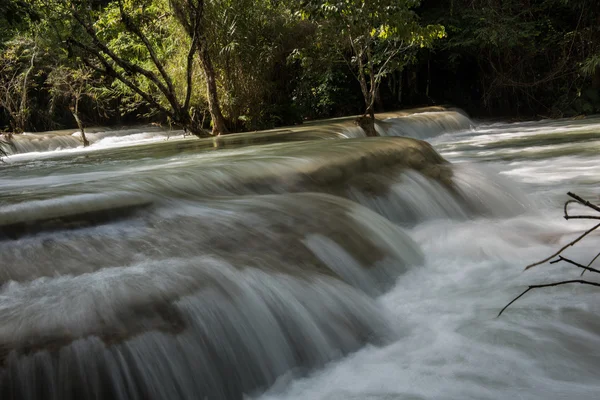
[1,108,600,400]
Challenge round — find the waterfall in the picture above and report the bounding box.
[0,192,426,399]
[2,126,175,156]
[381,110,475,139]
[2,109,473,157]
[3,109,570,400]
[341,110,474,139]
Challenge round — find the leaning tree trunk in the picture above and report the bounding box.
[70,99,89,147]
[184,115,211,138]
[354,51,378,137]
[198,45,228,136]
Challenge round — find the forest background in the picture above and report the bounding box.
[1,0,599,137]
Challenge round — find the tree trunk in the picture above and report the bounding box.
[363,97,378,137]
[198,45,228,136]
[354,114,377,137]
[355,95,377,137]
[185,120,211,138]
[355,47,378,137]
[71,99,89,147]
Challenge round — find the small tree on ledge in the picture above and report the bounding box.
[48,64,105,147]
[301,0,445,136]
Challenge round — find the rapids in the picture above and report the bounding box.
[1,109,599,399]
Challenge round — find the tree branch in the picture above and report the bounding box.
[498,280,600,317]
[70,7,174,107]
[549,255,600,275]
[581,251,600,277]
[183,31,198,111]
[70,38,173,118]
[524,222,600,270]
[501,192,600,316]
[565,192,600,214]
[117,0,179,109]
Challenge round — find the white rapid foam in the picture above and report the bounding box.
[382,110,475,139]
[257,116,600,400]
[2,126,180,156]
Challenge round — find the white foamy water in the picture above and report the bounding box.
[1,125,185,159]
[258,116,600,400]
[1,111,600,400]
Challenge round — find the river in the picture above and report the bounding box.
[0,110,599,400]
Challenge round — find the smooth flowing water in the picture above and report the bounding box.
[1,110,599,400]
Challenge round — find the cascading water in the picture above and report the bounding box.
[2,125,178,155]
[1,109,600,400]
[341,109,474,139]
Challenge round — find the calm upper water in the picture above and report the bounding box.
[1,110,599,400]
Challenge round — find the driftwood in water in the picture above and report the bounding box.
[499,192,600,316]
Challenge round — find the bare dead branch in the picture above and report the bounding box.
[549,255,600,275]
[564,215,600,220]
[500,192,600,316]
[567,192,600,213]
[524,222,600,270]
[580,250,600,277]
[564,194,600,220]
[498,280,600,317]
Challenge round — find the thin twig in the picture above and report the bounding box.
[564,215,600,220]
[524,222,600,270]
[567,192,600,213]
[581,250,600,277]
[549,255,600,275]
[498,280,600,317]
[564,193,600,220]
[564,199,580,218]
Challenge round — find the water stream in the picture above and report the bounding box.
[1,110,599,399]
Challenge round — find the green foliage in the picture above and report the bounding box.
[91,0,180,117]
[204,0,311,129]
[581,54,600,78]
[1,0,597,133]
[300,0,444,115]
[0,35,40,132]
[0,1,37,43]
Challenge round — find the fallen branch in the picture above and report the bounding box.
[550,255,600,275]
[524,222,600,270]
[567,192,600,213]
[498,280,600,317]
[564,197,600,220]
[499,192,600,316]
[580,251,600,277]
